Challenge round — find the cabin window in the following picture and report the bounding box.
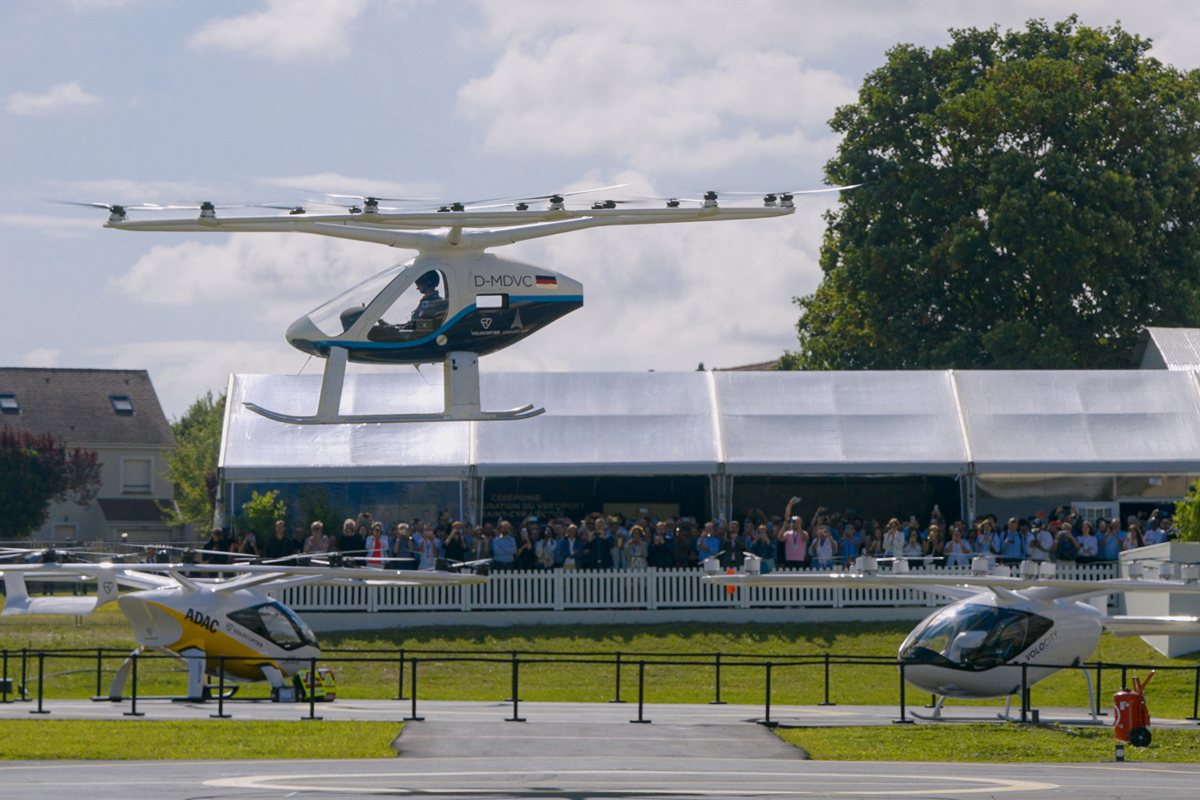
[228,601,318,651]
[899,603,1053,670]
[367,267,449,342]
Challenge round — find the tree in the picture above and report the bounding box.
[162,392,225,528]
[240,490,286,539]
[0,429,102,539]
[1172,479,1200,543]
[791,17,1200,370]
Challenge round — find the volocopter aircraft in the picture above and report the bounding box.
[0,554,484,701]
[68,184,855,424]
[704,553,1200,716]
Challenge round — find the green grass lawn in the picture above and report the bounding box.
[2,606,1199,716]
[0,719,401,760]
[775,723,1200,763]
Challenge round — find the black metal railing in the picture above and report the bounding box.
[3,645,1199,726]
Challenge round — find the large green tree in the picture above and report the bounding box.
[791,17,1200,370]
[162,392,225,528]
[0,429,102,539]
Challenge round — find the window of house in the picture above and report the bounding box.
[110,395,134,415]
[122,458,153,493]
[0,394,18,414]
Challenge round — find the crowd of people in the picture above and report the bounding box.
[186,500,1178,573]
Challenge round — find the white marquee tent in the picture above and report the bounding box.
[220,369,1200,521]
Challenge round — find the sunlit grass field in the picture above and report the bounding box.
[775,723,1200,763]
[2,605,1198,717]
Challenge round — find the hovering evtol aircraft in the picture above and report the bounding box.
[67,184,856,424]
[704,554,1200,712]
[1,555,483,701]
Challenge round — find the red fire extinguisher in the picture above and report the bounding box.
[1113,671,1155,747]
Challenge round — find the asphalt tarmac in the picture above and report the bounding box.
[2,698,1199,798]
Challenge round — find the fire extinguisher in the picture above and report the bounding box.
[1113,671,1155,748]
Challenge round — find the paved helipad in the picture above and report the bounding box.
[2,698,1199,798]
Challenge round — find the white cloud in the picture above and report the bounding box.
[6,81,102,116]
[113,233,401,325]
[190,0,368,61]
[21,348,63,368]
[458,6,855,171]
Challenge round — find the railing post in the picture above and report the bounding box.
[394,648,406,701]
[30,652,49,715]
[1,650,10,704]
[646,567,657,610]
[302,657,322,720]
[630,660,650,723]
[1020,663,1029,723]
[609,652,626,703]
[405,659,424,721]
[1189,666,1200,722]
[709,652,726,705]
[892,662,913,724]
[210,656,230,719]
[95,648,103,699]
[21,647,29,701]
[819,653,835,706]
[1095,662,1105,717]
[506,655,525,722]
[505,651,521,702]
[759,662,776,727]
[123,652,144,717]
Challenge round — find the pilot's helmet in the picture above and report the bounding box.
[416,270,439,290]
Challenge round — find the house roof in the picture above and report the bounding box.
[0,368,174,448]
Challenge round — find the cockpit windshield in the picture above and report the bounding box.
[899,603,1053,670]
[307,263,407,337]
[228,601,319,651]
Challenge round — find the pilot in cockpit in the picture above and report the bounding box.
[366,270,449,341]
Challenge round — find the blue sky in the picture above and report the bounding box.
[4,1,1198,419]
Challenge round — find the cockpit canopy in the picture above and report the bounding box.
[227,600,318,651]
[308,263,449,341]
[899,603,1053,671]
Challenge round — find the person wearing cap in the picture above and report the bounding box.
[408,270,447,324]
[1026,518,1053,562]
[368,269,448,341]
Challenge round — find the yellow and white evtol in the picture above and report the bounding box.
[1,558,483,700]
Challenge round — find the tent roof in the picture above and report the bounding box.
[220,369,1200,480]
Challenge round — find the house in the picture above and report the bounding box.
[0,368,177,543]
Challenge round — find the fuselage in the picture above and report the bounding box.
[117,586,320,681]
[897,591,1103,698]
[286,252,583,365]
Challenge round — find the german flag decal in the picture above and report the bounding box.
[535,275,557,287]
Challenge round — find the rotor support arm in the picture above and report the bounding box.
[459,206,788,249]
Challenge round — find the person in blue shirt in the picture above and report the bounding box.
[1098,519,1123,561]
[697,521,722,562]
[997,517,1026,565]
[490,521,517,568]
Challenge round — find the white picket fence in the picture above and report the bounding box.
[275,562,1119,614]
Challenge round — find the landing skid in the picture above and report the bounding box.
[245,350,544,425]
